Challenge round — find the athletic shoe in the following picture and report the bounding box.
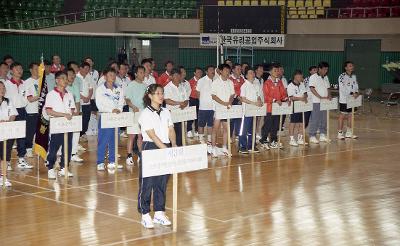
[17,158,33,169]
[319,134,329,142]
[309,136,319,144]
[59,168,74,177]
[0,176,12,187]
[289,137,299,147]
[207,145,213,155]
[12,143,16,149]
[194,132,199,138]
[108,162,123,170]
[77,145,86,152]
[337,131,345,140]
[26,148,33,158]
[7,162,12,171]
[71,154,83,163]
[256,134,261,141]
[212,147,219,158]
[126,155,134,166]
[238,147,249,154]
[221,147,232,157]
[80,135,88,142]
[153,211,172,226]
[187,131,193,138]
[97,163,105,171]
[48,169,57,179]
[345,129,358,139]
[249,147,260,153]
[120,131,128,138]
[297,134,305,145]
[141,213,154,229]
[270,141,279,149]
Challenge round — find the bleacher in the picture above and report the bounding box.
[326,0,400,18]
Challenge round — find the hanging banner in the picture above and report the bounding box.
[200,33,285,47]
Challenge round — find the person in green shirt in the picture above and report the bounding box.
[125,65,147,166]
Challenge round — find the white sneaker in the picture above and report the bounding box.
[77,145,86,152]
[120,132,128,138]
[207,145,213,155]
[310,136,319,144]
[0,176,12,187]
[59,168,74,177]
[7,162,12,171]
[297,135,305,145]
[107,163,115,169]
[221,147,232,157]
[194,132,199,137]
[80,135,88,142]
[71,154,83,162]
[17,158,33,169]
[270,141,279,149]
[289,137,298,147]
[48,169,57,179]
[153,211,172,226]
[319,134,329,142]
[26,148,33,158]
[187,131,193,138]
[256,134,261,140]
[126,156,134,166]
[97,163,105,171]
[338,131,345,140]
[141,213,154,229]
[345,129,358,139]
[212,147,219,158]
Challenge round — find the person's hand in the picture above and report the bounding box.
[304,97,308,103]
[327,95,332,101]
[256,101,263,107]
[133,106,140,112]
[277,100,282,106]
[287,100,292,106]
[354,92,359,98]
[112,109,121,114]
[64,113,72,120]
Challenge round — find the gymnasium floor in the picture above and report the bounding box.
[1,103,400,245]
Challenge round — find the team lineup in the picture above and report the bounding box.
[0,54,361,229]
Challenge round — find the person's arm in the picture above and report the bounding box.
[8,115,16,121]
[126,98,139,112]
[27,95,39,102]
[240,96,257,105]
[310,87,323,100]
[146,129,168,149]
[74,102,80,115]
[168,126,177,147]
[88,88,93,100]
[211,94,228,107]
[46,108,72,120]
[164,98,181,106]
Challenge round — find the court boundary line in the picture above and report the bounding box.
[102,231,174,246]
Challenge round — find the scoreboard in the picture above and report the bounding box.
[200,5,286,34]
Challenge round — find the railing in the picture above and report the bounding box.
[325,6,400,18]
[4,7,199,30]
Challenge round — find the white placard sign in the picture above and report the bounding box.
[244,104,266,117]
[320,97,338,111]
[200,33,285,48]
[272,102,292,115]
[127,111,141,135]
[171,106,197,123]
[215,105,243,119]
[142,144,208,178]
[293,100,313,113]
[347,95,363,109]
[101,112,134,128]
[0,121,26,141]
[49,116,82,134]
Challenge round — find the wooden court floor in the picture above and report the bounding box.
[1,106,400,245]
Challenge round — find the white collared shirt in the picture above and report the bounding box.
[4,79,28,108]
[287,82,307,98]
[143,74,156,87]
[196,75,214,110]
[89,69,99,100]
[164,81,189,110]
[240,79,263,107]
[0,98,18,121]
[24,77,40,114]
[181,80,192,99]
[43,89,76,121]
[95,82,124,113]
[211,76,235,108]
[138,106,173,143]
[77,72,93,105]
[309,73,330,103]
[338,72,359,104]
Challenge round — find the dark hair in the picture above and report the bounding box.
[233,63,241,69]
[244,67,254,76]
[29,62,39,69]
[55,71,67,79]
[51,54,60,60]
[147,58,154,63]
[205,65,215,71]
[164,60,174,67]
[194,67,202,72]
[108,60,118,67]
[143,84,164,107]
[118,63,129,69]
[178,65,185,71]
[127,71,135,80]
[293,69,303,77]
[104,67,117,74]
[141,58,151,65]
[308,65,317,71]
[343,61,353,70]
[170,68,180,76]
[2,55,13,62]
[224,58,232,64]
[67,61,78,69]
[241,62,249,67]
[134,65,145,74]
[79,62,90,68]
[84,56,93,62]
[254,64,263,70]
[67,68,75,74]
[270,63,280,71]
[318,61,329,69]
[218,63,231,71]
[43,60,51,66]
[10,62,22,70]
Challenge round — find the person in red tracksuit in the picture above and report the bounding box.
[260,63,289,149]
[157,60,174,87]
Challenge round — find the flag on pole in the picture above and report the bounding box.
[33,54,49,160]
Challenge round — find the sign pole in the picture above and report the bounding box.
[172,172,178,232]
[251,116,256,152]
[351,107,355,138]
[326,110,330,141]
[64,132,68,180]
[115,128,119,169]
[278,115,282,149]
[302,112,306,147]
[181,122,186,146]
[227,118,231,156]
[2,141,6,188]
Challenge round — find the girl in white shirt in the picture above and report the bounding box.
[138,83,177,229]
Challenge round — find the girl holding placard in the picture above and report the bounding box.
[138,84,177,229]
